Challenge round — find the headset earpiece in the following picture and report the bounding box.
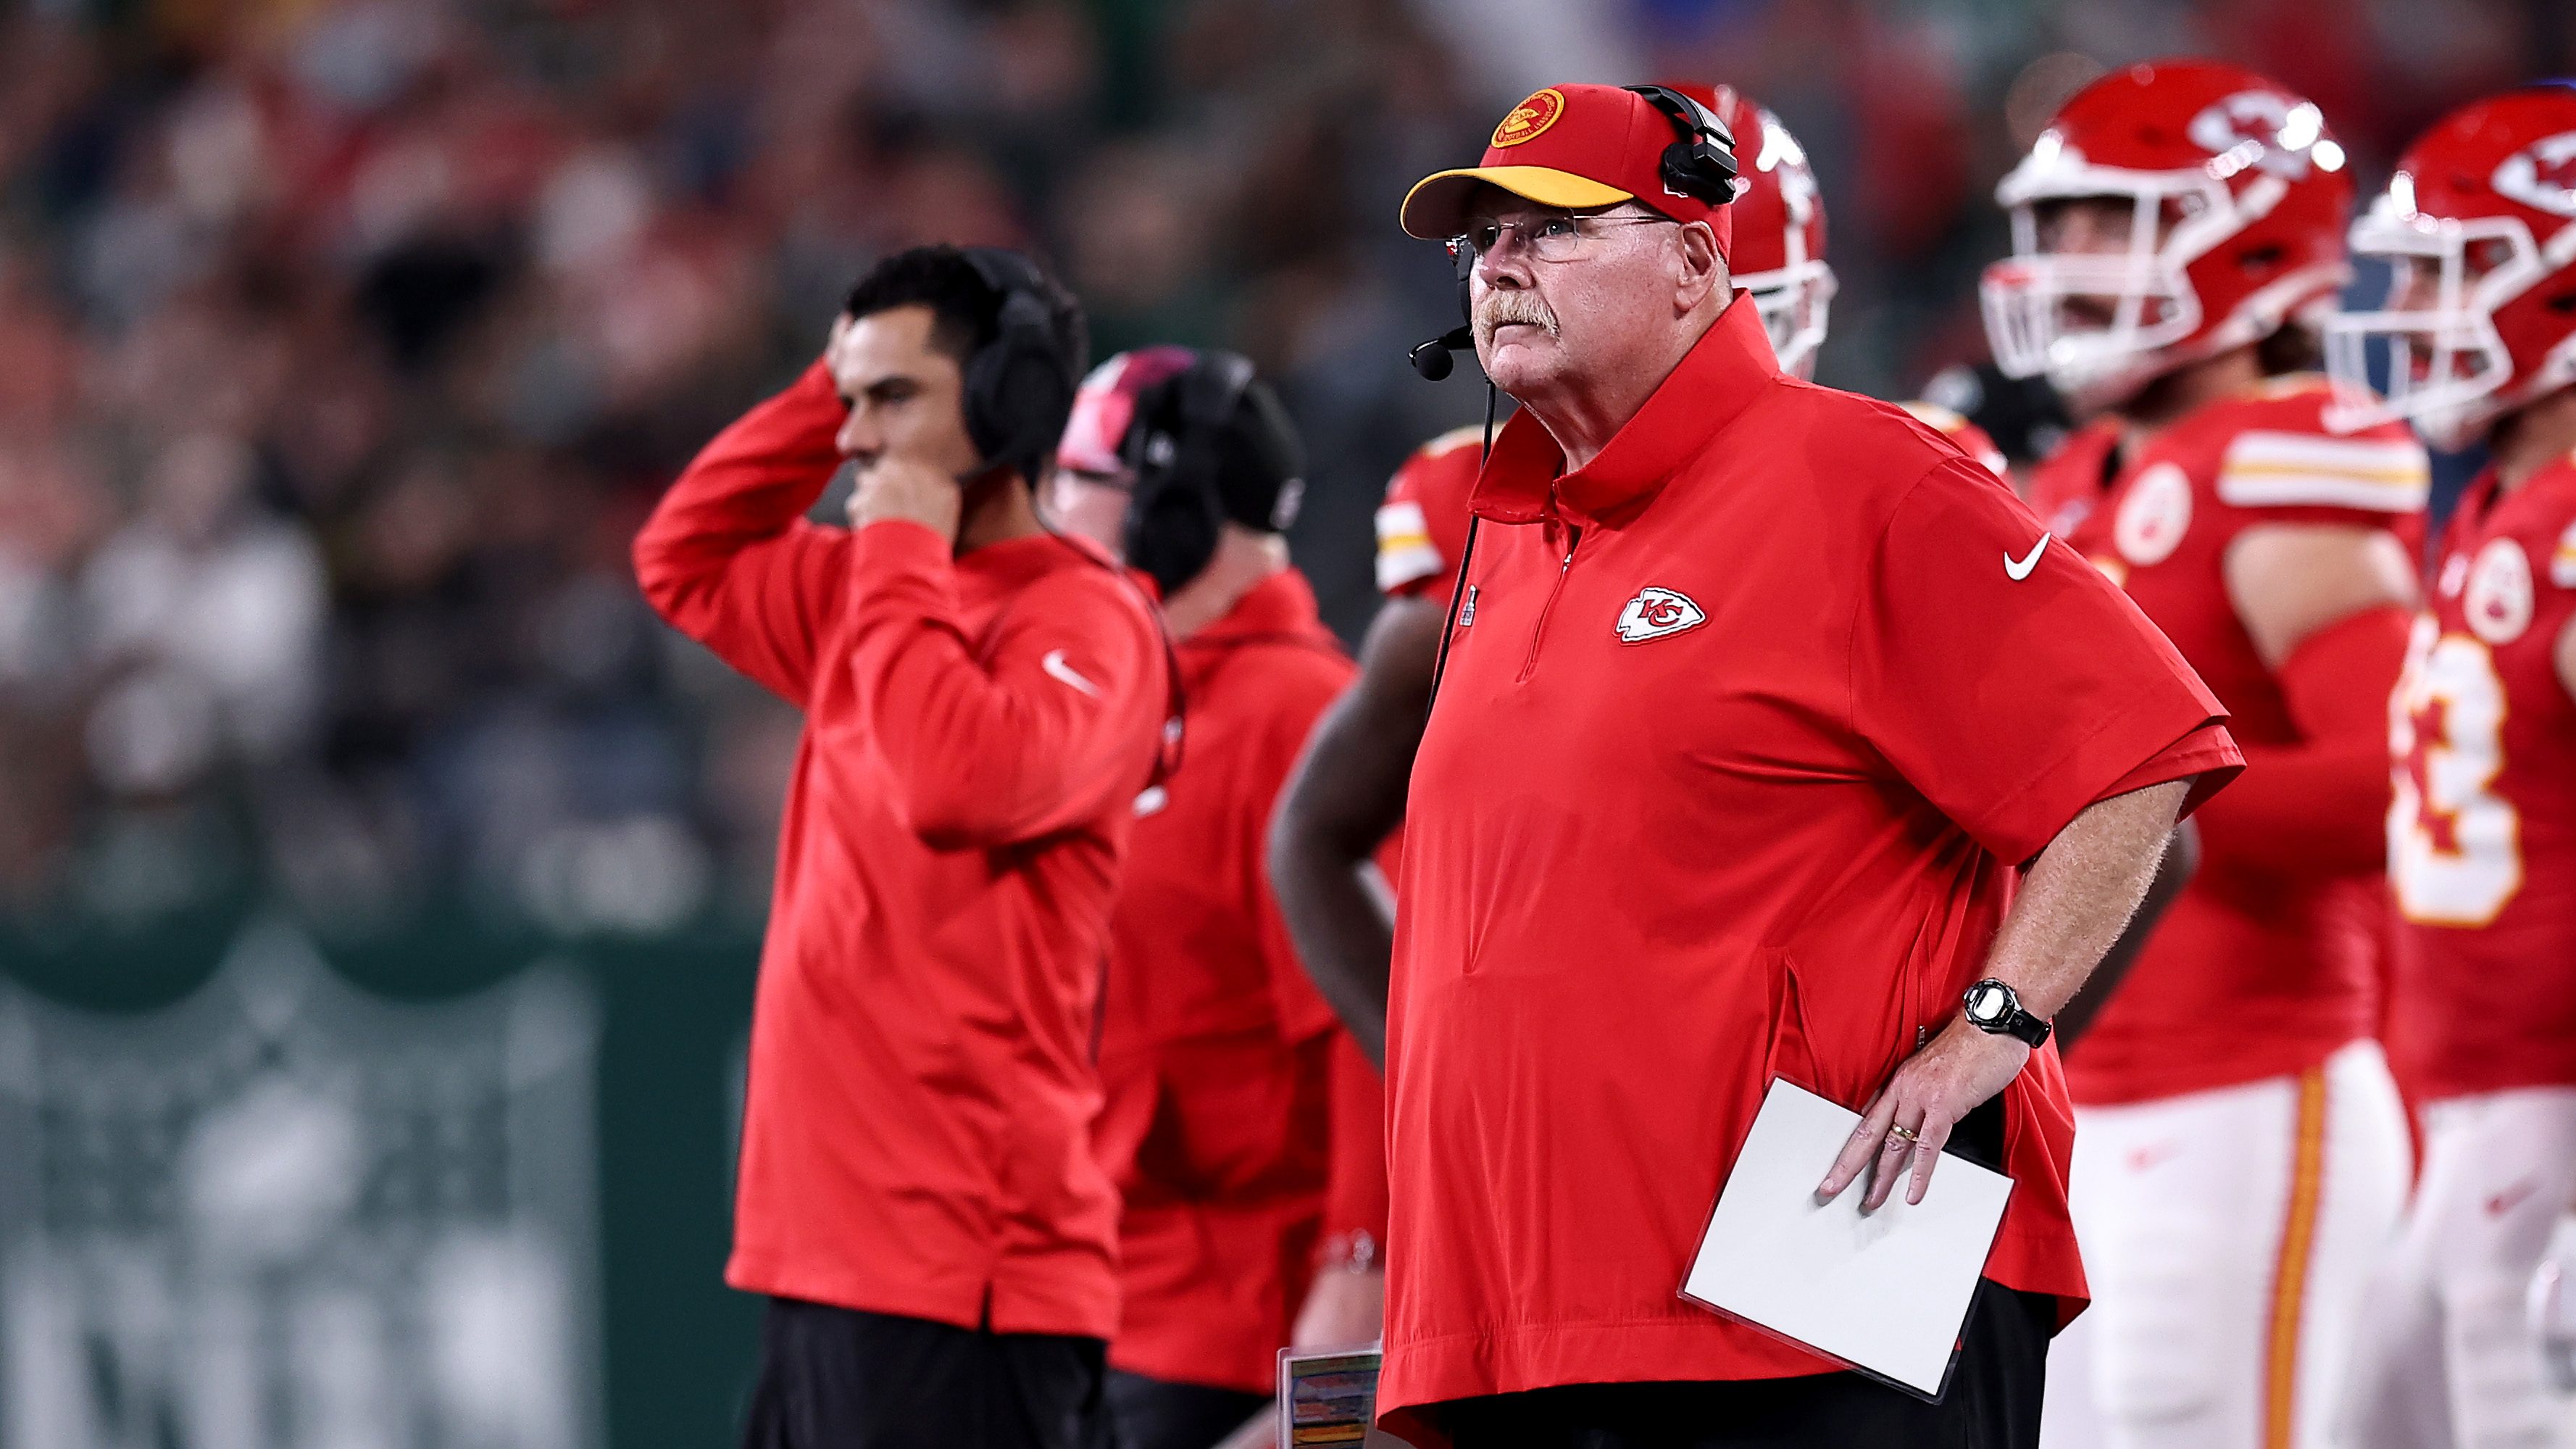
[1624,84,1741,206]
[1121,352,1255,596]
[956,248,1078,481]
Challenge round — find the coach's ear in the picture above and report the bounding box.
[1675,220,1727,317]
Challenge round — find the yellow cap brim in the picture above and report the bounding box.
[1398,166,1634,239]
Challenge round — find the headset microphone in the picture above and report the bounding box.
[1410,228,1480,383]
[1409,325,1473,381]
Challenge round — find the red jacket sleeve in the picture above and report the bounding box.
[843,521,1167,849]
[631,361,849,705]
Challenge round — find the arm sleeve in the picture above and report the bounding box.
[2191,603,2411,876]
[1255,661,1363,1042]
[1319,1031,1389,1251]
[1851,458,2242,865]
[845,521,1166,848]
[630,361,849,705]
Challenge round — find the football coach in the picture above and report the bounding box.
[634,246,1170,1449]
[1372,85,2245,1448]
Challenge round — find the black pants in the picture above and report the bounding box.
[1105,1371,1268,1449]
[1443,1096,2048,1448]
[1438,1278,2054,1448]
[741,1297,1113,1449]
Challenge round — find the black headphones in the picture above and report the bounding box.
[956,247,1079,481]
[1120,350,1257,596]
[1623,84,1741,206]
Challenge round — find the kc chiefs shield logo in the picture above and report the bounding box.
[2493,130,2576,218]
[1614,586,1707,644]
[2185,90,2316,178]
[1493,88,1567,149]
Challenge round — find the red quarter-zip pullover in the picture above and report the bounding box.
[1378,301,2241,1424]
[633,360,1170,1339]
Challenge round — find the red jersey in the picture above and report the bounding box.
[633,362,1170,1340]
[2388,454,2576,1100]
[2038,378,2430,1105]
[1380,302,2240,1423]
[1373,425,1483,602]
[1092,568,1355,1392]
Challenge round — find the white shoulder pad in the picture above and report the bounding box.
[1375,499,1443,591]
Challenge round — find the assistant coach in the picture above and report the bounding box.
[1377,86,2244,1447]
[634,246,1170,1449]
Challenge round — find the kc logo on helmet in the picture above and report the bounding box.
[2185,91,2317,178]
[1614,586,1707,644]
[2493,131,2576,218]
[1493,88,1567,149]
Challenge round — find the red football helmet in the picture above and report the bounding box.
[1056,346,1196,476]
[1983,59,2354,416]
[1899,400,2009,477]
[1670,83,1835,379]
[2325,85,2576,449]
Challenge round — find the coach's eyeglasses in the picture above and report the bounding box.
[1448,209,1676,265]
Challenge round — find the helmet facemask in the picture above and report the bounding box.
[2326,185,2576,449]
[1982,127,2330,417]
[1741,254,1837,381]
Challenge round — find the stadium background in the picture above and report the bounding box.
[0,0,2567,1445]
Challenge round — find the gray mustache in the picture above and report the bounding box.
[1476,294,1562,346]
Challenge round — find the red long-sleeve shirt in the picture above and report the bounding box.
[633,360,1171,1339]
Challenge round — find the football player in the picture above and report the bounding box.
[2322,83,2576,1449]
[1983,59,2427,1449]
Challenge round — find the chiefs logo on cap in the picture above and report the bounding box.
[1492,88,1567,149]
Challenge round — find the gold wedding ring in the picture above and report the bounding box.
[1886,1124,1920,1145]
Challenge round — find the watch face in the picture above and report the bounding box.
[1967,983,2007,1023]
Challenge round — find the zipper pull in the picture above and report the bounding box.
[1458,585,1477,626]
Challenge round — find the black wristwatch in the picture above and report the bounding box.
[1962,979,2052,1048]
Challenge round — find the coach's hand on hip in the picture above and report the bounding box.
[1817,776,2194,1213]
[849,454,963,541]
[1820,1018,2030,1213]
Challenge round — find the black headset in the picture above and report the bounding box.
[956,247,1079,481]
[1119,350,1257,597]
[1623,84,1741,204]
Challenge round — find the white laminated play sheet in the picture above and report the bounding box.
[1680,1076,2014,1398]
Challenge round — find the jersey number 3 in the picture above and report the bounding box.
[2390,619,2523,926]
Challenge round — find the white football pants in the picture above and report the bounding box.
[2048,1041,2410,1449]
[2337,1087,2576,1449]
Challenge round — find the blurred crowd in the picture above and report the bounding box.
[0,0,2560,939]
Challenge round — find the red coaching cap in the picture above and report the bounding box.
[1400,83,1738,253]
